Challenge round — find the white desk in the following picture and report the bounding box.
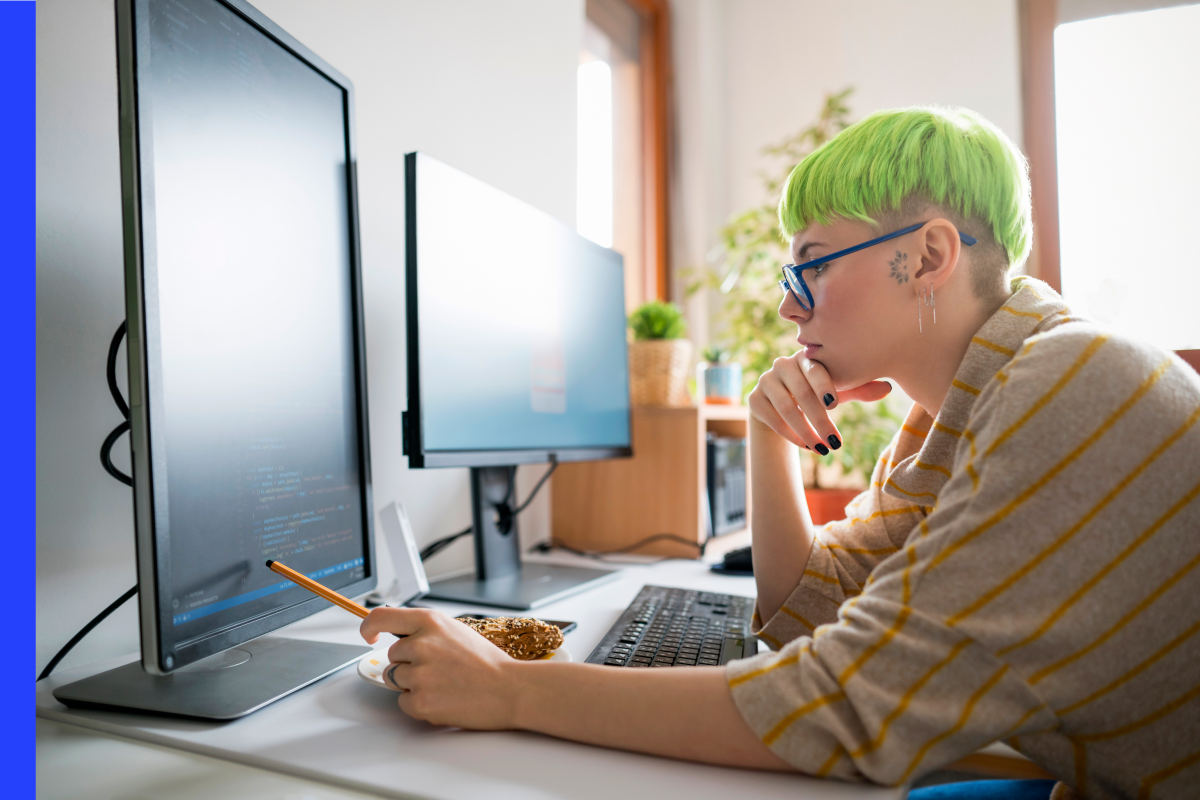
[36,554,903,800]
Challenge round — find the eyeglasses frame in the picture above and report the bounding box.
[778,221,978,311]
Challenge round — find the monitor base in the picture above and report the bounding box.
[425,562,620,610]
[52,637,370,720]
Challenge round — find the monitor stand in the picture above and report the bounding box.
[424,466,619,610]
[52,636,370,720]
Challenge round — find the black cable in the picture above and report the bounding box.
[106,320,129,418]
[99,322,132,486]
[418,525,473,561]
[530,533,707,560]
[417,459,560,562]
[38,584,138,682]
[512,457,556,515]
[39,322,138,682]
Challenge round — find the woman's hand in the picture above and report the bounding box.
[360,607,522,729]
[748,353,891,451]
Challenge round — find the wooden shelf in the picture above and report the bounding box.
[550,404,750,558]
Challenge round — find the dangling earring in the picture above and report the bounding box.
[929,283,936,325]
[918,288,924,333]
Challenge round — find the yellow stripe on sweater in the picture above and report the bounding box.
[1137,747,1200,800]
[1075,682,1200,743]
[780,605,819,631]
[763,692,847,746]
[981,334,1108,461]
[971,337,1016,357]
[999,306,1044,321]
[1061,617,1200,715]
[915,460,953,478]
[886,478,939,501]
[899,665,1010,784]
[990,471,1200,649]
[1030,548,1200,685]
[837,607,912,685]
[928,358,1172,573]
[952,379,981,396]
[933,422,963,438]
[952,417,1200,629]
[837,506,923,528]
[728,651,802,688]
[849,637,974,760]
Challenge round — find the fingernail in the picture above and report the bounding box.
[828,435,841,450]
[815,443,829,456]
[823,393,835,407]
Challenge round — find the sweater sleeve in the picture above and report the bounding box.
[755,410,930,650]
[729,327,1200,785]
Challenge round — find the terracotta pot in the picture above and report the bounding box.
[629,339,693,407]
[805,488,861,525]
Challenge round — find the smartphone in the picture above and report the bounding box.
[455,613,577,634]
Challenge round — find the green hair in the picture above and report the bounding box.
[777,106,1031,299]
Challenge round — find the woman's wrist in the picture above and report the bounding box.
[504,658,547,731]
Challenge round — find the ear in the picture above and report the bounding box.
[911,218,964,292]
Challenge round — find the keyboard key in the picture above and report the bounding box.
[698,658,719,665]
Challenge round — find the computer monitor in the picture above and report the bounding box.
[53,0,375,719]
[403,152,631,609]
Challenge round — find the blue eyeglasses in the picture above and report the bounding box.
[778,221,977,311]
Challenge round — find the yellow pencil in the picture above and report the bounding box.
[266,559,370,619]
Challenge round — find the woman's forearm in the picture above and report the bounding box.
[750,420,815,622]
[509,661,792,770]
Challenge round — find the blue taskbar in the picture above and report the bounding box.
[173,557,365,626]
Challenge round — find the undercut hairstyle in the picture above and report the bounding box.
[777,106,1032,305]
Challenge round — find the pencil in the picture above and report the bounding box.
[266,559,370,619]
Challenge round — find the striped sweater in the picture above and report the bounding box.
[727,277,1200,799]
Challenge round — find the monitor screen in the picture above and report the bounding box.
[406,153,631,467]
[124,0,373,668]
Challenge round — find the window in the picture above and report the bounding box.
[577,0,672,311]
[1054,3,1200,350]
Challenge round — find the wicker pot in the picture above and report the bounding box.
[629,339,693,407]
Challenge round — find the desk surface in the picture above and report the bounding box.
[37,554,903,800]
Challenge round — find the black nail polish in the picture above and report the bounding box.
[828,435,841,450]
[823,393,834,407]
[815,443,829,456]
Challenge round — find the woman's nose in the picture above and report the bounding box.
[779,289,812,323]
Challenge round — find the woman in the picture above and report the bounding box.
[362,107,1200,800]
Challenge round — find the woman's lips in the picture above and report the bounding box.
[803,344,822,358]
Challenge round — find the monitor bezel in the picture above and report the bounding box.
[115,0,377,675]
[402,151,634,470]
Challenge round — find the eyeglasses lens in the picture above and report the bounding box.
[782,269,812,311]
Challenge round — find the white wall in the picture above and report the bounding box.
[36,0,581,674]
[671,0,1023,346]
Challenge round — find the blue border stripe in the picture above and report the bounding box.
[173,558,364,625]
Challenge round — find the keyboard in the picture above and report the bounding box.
[585,585,758,668]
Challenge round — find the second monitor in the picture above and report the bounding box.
[403,152,632,609]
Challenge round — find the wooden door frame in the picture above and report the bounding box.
[1020,0,1197,372]
[1019,0,1061,293]
[626,0,672,302]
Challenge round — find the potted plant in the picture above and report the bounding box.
[628,300,692,407]
[803,396,905,523]
[697,345,742,405]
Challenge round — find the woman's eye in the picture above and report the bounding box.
[813,262,831,276]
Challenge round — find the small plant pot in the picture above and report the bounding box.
[629,339,693,407]
[698,361,742,405]
[805,488,861,525]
